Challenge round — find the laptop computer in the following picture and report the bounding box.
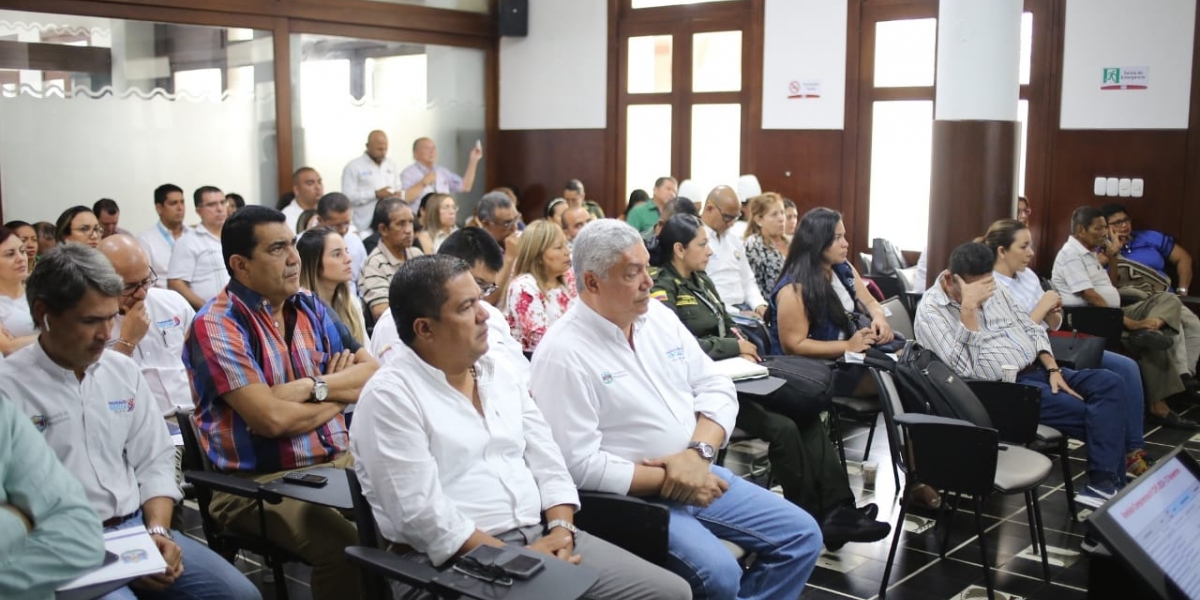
[1088,447,1200,600]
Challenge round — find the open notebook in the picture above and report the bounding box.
[712,357,770,381]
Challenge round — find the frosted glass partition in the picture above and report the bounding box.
[0,9,277,234]
[868,100,933,251]
[291,33,486,224]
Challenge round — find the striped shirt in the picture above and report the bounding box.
[914,272,1052,381]
[184,278,351,472]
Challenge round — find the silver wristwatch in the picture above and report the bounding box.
[309,376,329,403]
[687,441,717,463]
[146,525,174,541]
[545,519,578,540]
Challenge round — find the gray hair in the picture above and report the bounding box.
[476,191,513,224]
[27,243,123,320]
[571,219,643,292]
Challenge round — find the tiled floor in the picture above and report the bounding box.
[178,398,1200,600]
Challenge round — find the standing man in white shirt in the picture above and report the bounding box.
[531,219,822,600]
[136,183,188,288]
[280,167,325,232]
[99,234,196,418]
[168,185,229,310]
[342,130,401,232]
[0,243,259,600]
[352,255,691,600]
[315,192,367,298]
[701,186,768,318]
[399,137,482,211]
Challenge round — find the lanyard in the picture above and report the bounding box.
[156,222,175,249]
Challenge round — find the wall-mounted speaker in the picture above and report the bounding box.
[500,0,528,37]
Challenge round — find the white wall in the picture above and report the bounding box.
[499,0,607,130]
[761,0,847,130]
[1061,0,1195,129]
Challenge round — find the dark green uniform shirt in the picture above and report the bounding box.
[651,263,742,360]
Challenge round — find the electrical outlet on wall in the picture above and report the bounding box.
[1094,177,1107,196]
[1131,178,1144,197]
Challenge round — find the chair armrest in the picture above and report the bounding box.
[344,546,440,589]
[894,413,973,428]
[965,381,1042,445]
[576,491,669,566]
[183,471,282,503]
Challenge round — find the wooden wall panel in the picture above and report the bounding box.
[493,130,611,223]
[1039,130,1189,275]
[750,130,846,217]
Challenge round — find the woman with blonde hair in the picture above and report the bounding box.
[415,193,458,254]
[504,219,576,354]
[298,227,368,346]
[744,192,791,300]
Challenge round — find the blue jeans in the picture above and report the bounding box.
[98,511,261,600]
[652,465,822,600]
[1100,350,1145,452]
[1017,368,1125,487]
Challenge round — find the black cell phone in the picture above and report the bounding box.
[283,472,328,487]
[498,553,544,579]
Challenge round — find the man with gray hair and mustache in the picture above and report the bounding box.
[531,219,822,600]
[0,243,260,600]
[475,190,522,304]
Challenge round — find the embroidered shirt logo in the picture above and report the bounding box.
[601,371,615,385]
[156,316,182,329]
[666,347,686,361]
[30,414,47,432]
[108,398,135,413]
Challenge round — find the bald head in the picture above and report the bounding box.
[97,234,151,310]
[413,137,436,166]
[702,185,741,234]
[366,130,389,163]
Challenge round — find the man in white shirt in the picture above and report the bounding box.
[137,184,188,289]
[315,192,366,298]
[399,137,482,211]
[99,234,196,417]
[352,255,690,600]
[168,185,230,309]
[701,186,769,318]
[370,228,527,386]
[342,130,402,232]
[0,243,259,600]
[281,167,325,232]
[531,219,821,600]
[1051,205,1197,430]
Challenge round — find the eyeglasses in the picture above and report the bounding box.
[487,218,517,230]
[476,280,498,298]
[122,269,158,296]
[1107,217,1131,227]
[74,226,104,237]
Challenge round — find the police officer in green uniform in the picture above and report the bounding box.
[648,214,889,550]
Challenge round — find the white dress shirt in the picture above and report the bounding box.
[704,225,767,313]
[350,342,578,566]
[345,232,367,299]
[0,294,35,337]
[530,299,738,495]
[371,301,529,388]
[136,222,183,289]
[111,288,196,416]
[1052,236,1120,307]
[167,226,229,304]
[281,200,308,233]
[0,343,180,521]
[341,153,402,232]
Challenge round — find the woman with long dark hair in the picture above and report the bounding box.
[649,214,890,550]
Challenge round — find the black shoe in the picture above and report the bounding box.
[1147,410,1200,430]
[858,503,879,521]
[1126,330,1174,352]
[820,506,892,551]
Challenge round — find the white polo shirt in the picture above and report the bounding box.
[704,225,766,313]
[167,226,229,305]
[341,153,402,232]
[351,341,578,566]
[530,299,738,495]
[136,222,183,289]
[371,301,529,388]
[111,288,196,417]
[0,294,35,337]
[0,343,180,522]
[1052,235,1120,307]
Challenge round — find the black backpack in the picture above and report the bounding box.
[866,344,991,427]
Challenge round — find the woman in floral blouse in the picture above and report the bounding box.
[744,193,791,299]
[505,219,577,354]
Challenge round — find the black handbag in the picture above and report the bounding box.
[847,300,907,354]
[1047,330,1105,370]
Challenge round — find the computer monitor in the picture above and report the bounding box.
[1089,448,1200,600]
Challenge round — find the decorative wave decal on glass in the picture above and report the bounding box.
[0,84,263,102]
[0,19,111,39]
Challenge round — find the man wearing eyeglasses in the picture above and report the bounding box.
[99,234,196,418]
[168,185,230,310]
[475,191,522,305]
[702,186,769,318]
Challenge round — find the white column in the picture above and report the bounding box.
[934,0,1022,121]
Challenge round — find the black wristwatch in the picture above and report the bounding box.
[687,441,717,463]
